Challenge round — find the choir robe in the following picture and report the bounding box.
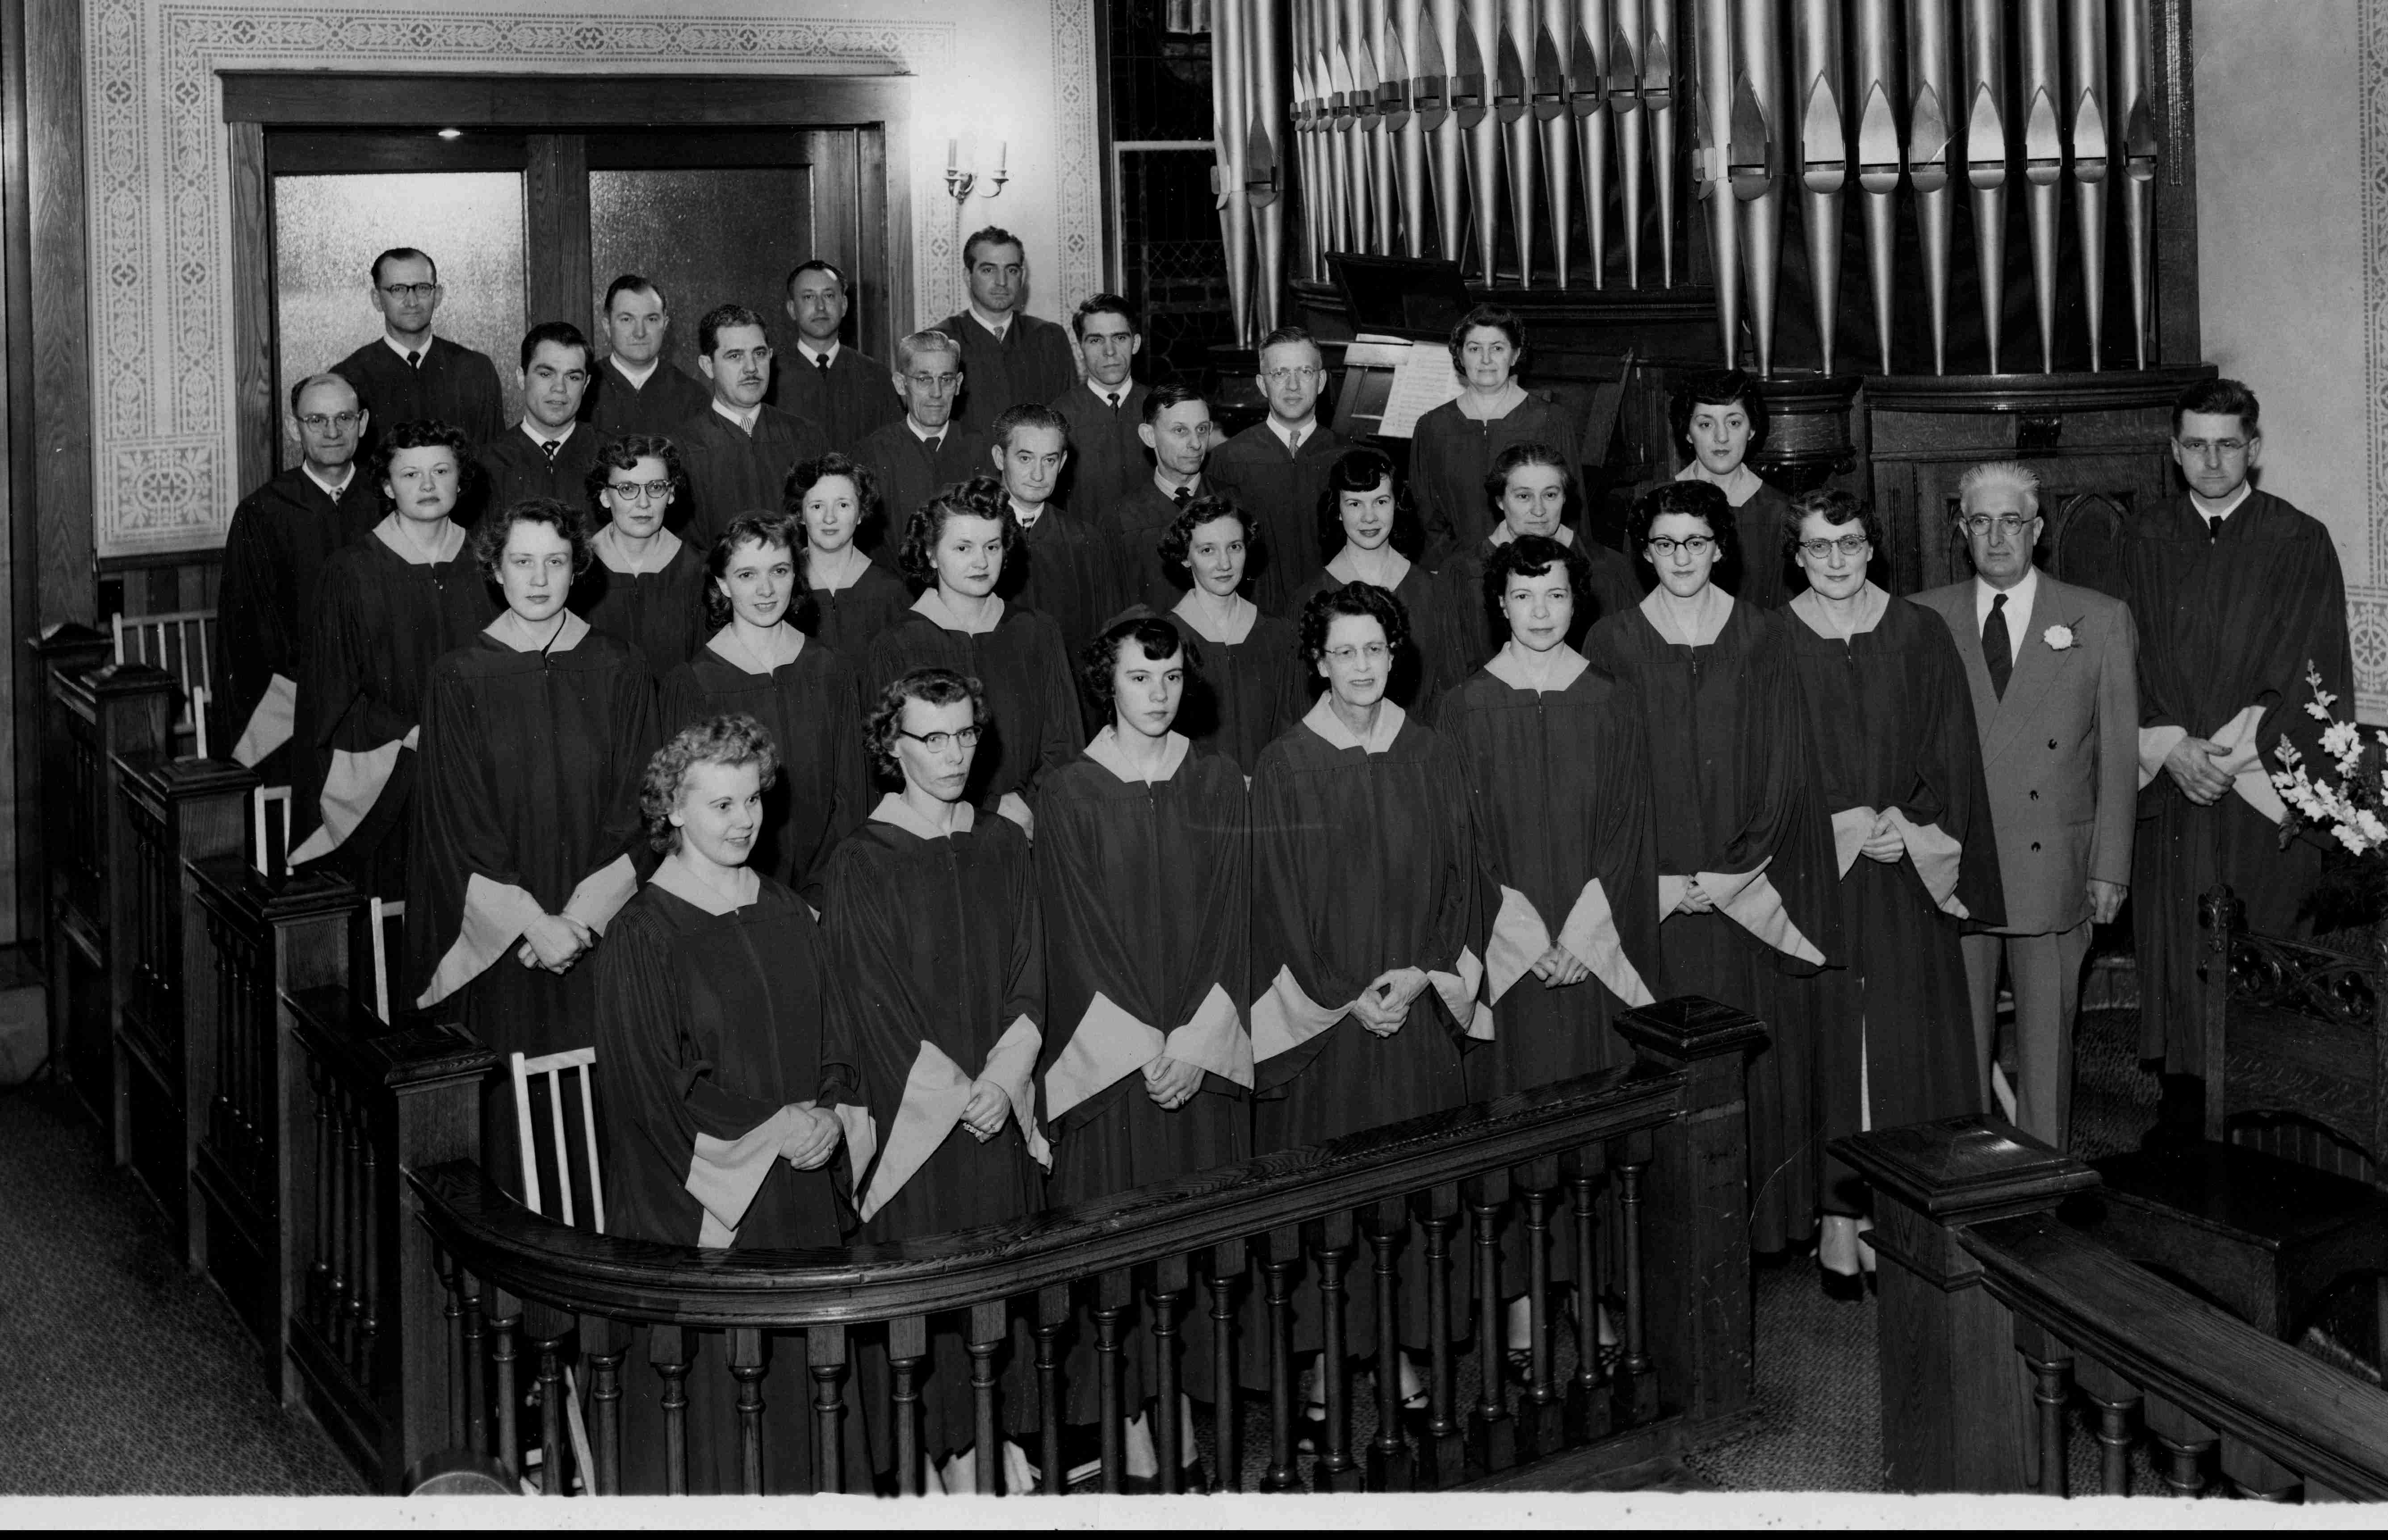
[1781,592,2003,1213]
[1049,378,1150,514]
[582,356,710,440]
[2122,490,2353,1074]
[1098,477,1205,612]
[864,591,1080,820]
[290,520,497,900]
[573,527,708,685]
[475,423,607,526]
[1204,422,1345,617]
[802,557,913,657]
[406,613,660,1181]
[220,465,379,775]
[1439,527,1646,673]
[935,309,1082,440]
[1672,467,1796,610]
[1249,695,1478,1353]
[593,866,856,1495]
[1004,504,1122,732]
[782,343,902,454]
[851,419,990,563]
[1166,594,1303,777]
[1408,394,1584,565]
[1584,595,1842,1252]
[1286,549,1471,720]
[333,334,507,455]
[674,403,831,551]
[818,794,1048,1467]
[1036,730,1253,1418]
[660,628,870,909]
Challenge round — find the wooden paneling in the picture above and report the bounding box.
[228,121,277,499]
[28,0,89,632]
[1,0,27,942]
[265,130,529,176]
[220,72,911,129]
[524,134,591,335]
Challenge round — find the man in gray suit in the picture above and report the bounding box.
[1915,462,2138,1148]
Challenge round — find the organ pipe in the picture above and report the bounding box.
[1961,0,2007,372]
[1791,0,1846,375]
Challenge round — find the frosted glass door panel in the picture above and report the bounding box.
[588,167,814,383]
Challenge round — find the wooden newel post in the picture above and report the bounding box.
[1613,995,1764,1429]
[1831,1114,2099,1493]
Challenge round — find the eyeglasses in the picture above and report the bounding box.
[379,282,438,300]
[906,372,963,391]
[607,480,674,502]
[899,725,983,752]
[297,411,361,431]
[1264,366,1321,383]
[1322,642,1392,664]
[2176,436,2250,459]
[1645,535,1716,557]
[1960,514,2036,538]
[1798,534,1872,560]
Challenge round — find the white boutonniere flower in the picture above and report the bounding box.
[2043,623,2077,652]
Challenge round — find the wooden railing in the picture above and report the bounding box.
[406,1000,1764,1498]
[1838,1115,2388,1502]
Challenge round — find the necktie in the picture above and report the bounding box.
[1106,392,1121,411]
[1983,593,2012,700]
[2206,516,2222,542]
[1173,485,1193,507]
[540,438,560,465]
[1286,429,1303,454]
[406,349,423,370]
[923,435,942,457]
[816,352,833,377]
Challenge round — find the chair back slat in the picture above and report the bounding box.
[368,897,405,1024]
[110,608,220,756]
[509,1046,606,1235]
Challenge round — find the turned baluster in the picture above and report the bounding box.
[533,1318,569,1494]
[2074,1357,2139,1498]
[1611,1144,1656,1425]
[1517,1157,1562,1456]
[2221,1436,2300,1502]
[1093,1268,1130,1492]
[2021,1342,2071,1497]
[1033,1285,1069,1494]
[649,1324,690,1495]
[1311,1209,1362,1492]
[966,1300,1008,1495]
[356,1128,380,1389]
[1564,1146,1611,1446]
[808,1323,849,1494]
[1361,1198,1412,1491]
[490,1296,522,1477]
[460,1273,489,1458]
[729,1327,767,1495]
[585,1321,627,1497]
[1259,1225,1302,1493]
[323,1088,349,1349]
[1210,1239,1244,1493]
[308,1062,333,1330]
[2145,1394,2216,1499]
[888,1314,929,1496]
[338,1088,364,1364]
[1152,1254,1190,1494]
[1415,1184,1467,1489]
[438,1251,465,1447]
[1466,1172,1516,1475]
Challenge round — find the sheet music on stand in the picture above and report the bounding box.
[1372,339,1462,439]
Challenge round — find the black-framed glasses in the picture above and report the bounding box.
[1646,535,1716,557]
[379,281,438,300]
[607,479,674,502]
[297,411,361,431]
[1960,514,2035,538]
[2176,436,2250,459]
[1322,642,1391,664]
[899,725,982,752]
[1798,534,1871,560]
[1263,366,1321,383]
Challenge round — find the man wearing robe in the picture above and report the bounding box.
[478,322,606,519]
[779,259,901,454]
[332,247,506,455]
[1101,385,1214,612]
[581,275,710,439]
[934,226,1081,439]
[852,330,988,560]
[989,402,1122,727]
[222,371,379,775]
[671,303,830,551]
[1205,326,1345,616]
[1047,294,1151,514]
[2123,378,2353,1123]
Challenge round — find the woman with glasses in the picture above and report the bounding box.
[1442,442,1645,671]
[820,667,1045,1495]
[1160,494,1301,774]
[1781,489,2002,1298]
[575,434,708,682]
[1585,480,1840,1258]
[660,513,870,910]
[1286,446,1468,718]
[785,452,912,656]
[1408,305,1582,563]
[1670,369,1794,609]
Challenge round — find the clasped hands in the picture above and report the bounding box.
[1352,967,1429,1036]
[2163,735,2245,807]
[779,1102,844,1170]
[1143,1055,1203,1111]
[515,912,594,974]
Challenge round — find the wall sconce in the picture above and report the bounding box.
[945,136,1009,204]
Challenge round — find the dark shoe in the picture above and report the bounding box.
[1821,1268,1865,1303]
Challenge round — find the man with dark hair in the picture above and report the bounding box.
[2123,377,2354,1133]
[988,403,1119,707]
[221,371,381,774]
[781,259,901,453]
[934,226,1081,438]
[1100,383,1214,610]
[332,247,506,453]
[853,329,988,565]
[582,274,709,437]
[672,303,830,551]
[480,322,606,516]
[1048,294,1150,513]
[1206,324,1346,614]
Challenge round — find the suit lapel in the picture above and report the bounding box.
[1931,586,2003,742]
[1984,574,2070,763]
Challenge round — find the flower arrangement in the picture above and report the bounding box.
[2271,665,2388,857]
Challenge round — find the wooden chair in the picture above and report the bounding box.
[113,609,219,759]
[251,785,291,878]
[508,1047,603,1491]
[2083,884,2388,1370]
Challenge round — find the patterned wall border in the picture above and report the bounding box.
[2358,0,2388,716]
[84,0,1099,555]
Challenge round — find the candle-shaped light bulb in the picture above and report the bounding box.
[947,137,959,171]
[995,140,1008,175]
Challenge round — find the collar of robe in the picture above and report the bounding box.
[609,355,659,389]
[1488,522,1572,548]
[484,608,589,653]
[712,399,762,435]
[1485,640,1590,693]
[1325,545,1411,589]
[594,522,682,576]
[1084,724,1189,784]
[1675,460,1765,508]
[808,542,873,594]
[1302,690,1406,755]
[2189,482,2254,525]
[373,513,465,565]
[912,586,1005,635]
[1170,590,1257,644]
[870,790,976,840]
[1640,584,1733,648]
[649,854,760,917]
[707,621,804,674]
[1789,582,1889,641]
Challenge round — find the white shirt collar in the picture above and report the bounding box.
[1153,468,1202,499]
[1083,725,1190,784]
[1484,641,1590,693]
[483,608,589,653]
[1488,522,1572,548]
[520,418,574,449]
[1267,415,1316,452]
[1086,376,1133,407]
[712,398,762,434]
[609,355,660,389]
[1171,590,1256,644]
[1010,497,1046,531]
[911,586,1005,635]
[593,522,682,575]
[2190,483,2253,525]
[1974,564,2040,640]
[1301,692,1406,755]
[968,304,1014,339]
[907,416,950,445]
[796,339,841,367]
[382,333,433,364]
[302,462,355,500]
[869,791,976,839]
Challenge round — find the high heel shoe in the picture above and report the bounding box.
[1820,1267,1865,1303]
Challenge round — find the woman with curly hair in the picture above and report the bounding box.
[290,418,498,899]
[1159,495,1301,774]
[593,713,853,1492]
[819,667,1045,1494]
[788,452,912,654]
[659,514,869,908]
[1283,446,1469,718]
[407,496,660,1183]
[1440,442,1644,671]
[865,474,1079,838]
[1406,305,1584,562]
[573,432,708,682]
[1670,368,1795,608]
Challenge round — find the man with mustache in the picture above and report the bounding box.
[673,303,830,551]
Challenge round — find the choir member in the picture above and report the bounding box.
[935,225,1081,439]
[582,275,710,439]
[222,371,378,774]
[1780,489,2000,1297]
[407,496,659,1180]
[661,514,868,909]
[867,476,1079,837]
[819,667,1047,1495]
[672,303,830,550]
[333,247,506,455]
[574,433,708,683]
[1047,294,1150,513]
[478,322,605,518]
[780,259,902,452]
[1441,443,1644,671]
[989,403,1122,728]
[1670,369,1796,609]
[853,330,989,564]
[1205,326,1345,616]
[1584,481,1841,1255]
[786,452,913,656]
[1159,495,1300,775]
[1099,384,1213,611]
[289,418,498,899]
[594,714,852,1494]
[1286,446,1467,718]
[1407,305,1582,564]
[2125,377,2352,1118]
[1037,612,1252,1486]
